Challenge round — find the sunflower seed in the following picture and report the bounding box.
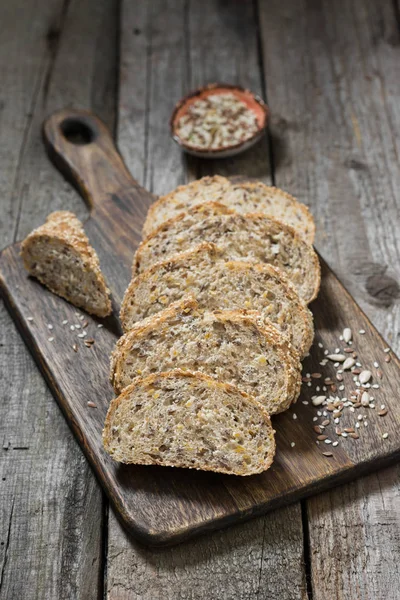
[327,354,346,362]
[359,370,372,384]
[343,357,355,370]
[312,396,326,406]
[343,328,352,343]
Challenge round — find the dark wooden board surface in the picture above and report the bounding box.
[1,108,399,546]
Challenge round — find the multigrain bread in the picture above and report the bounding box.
[222,182,315,243]
[143,178,315,243]
[111,297,301,414]
[21,211,112,317]
[103,369,276,476]
[142,175,230,237]
[134,202,320,303]
[120,242,314,357]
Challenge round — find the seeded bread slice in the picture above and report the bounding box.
[144,179,315,243]
[111,297,301,414]
[134,202,320,303]
[21,211,112,317]
[222,182,315,243]
[142,175,230,237]
[103,369,276,476]
[121,242,313,357]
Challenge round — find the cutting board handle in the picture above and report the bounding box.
[43,109,137,210]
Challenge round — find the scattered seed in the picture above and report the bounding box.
[75,324,81,329]
[82,321,89,328]
[330,384,337,393]
[332,441,339,447]
[293,413,297,420]
[70,325,75,331]
[382,433,389,439]
[378,409,388,417]
[313,417,318,422]
[77,332,87,338]
[355,422,360,429]
[327,354,346,362]
[353,368,361,375]
[377,370,383,379]
[47,324,53,330]
[344,428,355,433]
[302,400,309,405]
[324,378,333,385]
[87,401,97,408]
[314,426,322,434]
[72,344,78,352]
[290,442,296,448]
[79,315,85,321]
[361,392,370,407]
[318,342,324,349]
[48,337,54,342]
[324,349,329,355]
[317,435,328,441]
[385,355,391,363]
[324,439,332,444]
[317,411,322,417]
[322,419,330,426]
[384,348,390,353]
[334,418,340,424]
[364,421,368,427]
[312,396,326,406]
[335,427,342,435]
[343,328,352,343]
[339,385,345,391]
[350,433,359,439]
[344,347,353,353]
[381,404,386,410]
[341,432,348,438]
[27,316,34,321]
[97,324,103,328]
[311,373,322,379]
[343,357,355,370]
[62,319,68,325]
[336,374,343,382]
[316,386,320,392]
[302,376,311,382]
[359,370,372,384]
[372,384,380,389]
[359,329,366,334]
[323,451,333,457]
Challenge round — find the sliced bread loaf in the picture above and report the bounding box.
[21,211,112,317]
[144,179,315,243]
[121,242,314,357]
[222,182,315,243]
[134,202,320,303]
[103,369,276,476]
[111,297,301,414]
[142,175,230,237]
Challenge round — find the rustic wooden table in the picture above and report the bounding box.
[1,1,399,598]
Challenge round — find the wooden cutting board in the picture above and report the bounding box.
[1,109,399,547]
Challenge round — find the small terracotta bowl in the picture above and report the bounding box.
[170,83,269,159]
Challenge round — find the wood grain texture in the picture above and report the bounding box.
[0,0,118,598]
[110,1,305,596]
[2,71,400,552]
[258,0,400,597]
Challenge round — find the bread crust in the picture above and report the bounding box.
[143,175,230,237]
[111,297,301,413]
[134,202,320,303]
[103,369,276,476]
[21,211,112,317]
[143,178,315,243]
[120,241,314,356]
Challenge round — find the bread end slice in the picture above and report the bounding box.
[103,369,276,476]
[21,211,112,317]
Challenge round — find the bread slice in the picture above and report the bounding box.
[111,297,301,414]
[121,242,314,357]
[142,175,230,237]
[21,211,112,317]
[222,182,315,243]
[144,178,315,243]
[134,202,320,303]
[103,369,276,476]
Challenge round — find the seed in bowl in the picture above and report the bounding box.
[175,93,259,150]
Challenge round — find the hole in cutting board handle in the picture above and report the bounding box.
[60,117,97,145]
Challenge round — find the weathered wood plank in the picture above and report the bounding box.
[107,1,305,598]
[0,0,118,598]
[258,0,400,598]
